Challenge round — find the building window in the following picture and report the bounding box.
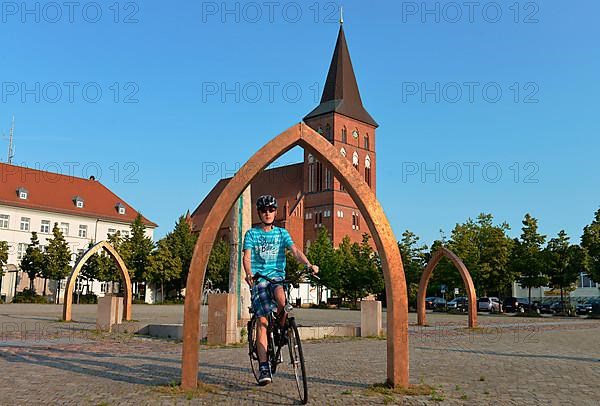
[305,213,312,220]
[107,228,117,236]
[315,160,323,191]
[20,217,30,231]
[0,214,9,229]
[101,282,109,293]
[314,212,323,227]
[340,147,346,157]
[323,210,331,217]
[325,168,332,190]
[74,196,84,208]
[60,222,69,236]
[352,151,359,170]
[325,124,331,140]
[306,240,311,249]
[365,155,372,186]
[116,203,126,215]
[17,243,27,260]
[17,187,28,200]
[79,225,88,238]
[341,126,347,143]
[364,134,370,150]
[308,162,315,192]
[40,220,50,234]
[352,212,361,230]
[337,210,344,218]
[579,273,598,288]
[121,230,130,238]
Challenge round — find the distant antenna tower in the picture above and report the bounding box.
[7,115,15,164]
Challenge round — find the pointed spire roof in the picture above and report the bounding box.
[304,25,378,127]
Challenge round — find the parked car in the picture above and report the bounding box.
[478,297,501,312]
[576,298,600,315]
[539,300,567,314]
[503,297,532,313]
[447,297,469,312]
[425,297,447,310]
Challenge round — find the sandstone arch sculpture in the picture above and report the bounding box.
[417,247,477,328]
[181,123,409,389]
[62,240,132,322]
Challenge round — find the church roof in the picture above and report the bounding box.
[303,25,378,127]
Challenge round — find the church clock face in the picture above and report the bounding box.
[352,130,359,139]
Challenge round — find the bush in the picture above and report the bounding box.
[73,294,98,304]
[12,289,48,304]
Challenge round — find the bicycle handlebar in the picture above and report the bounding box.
[252,267,319,284]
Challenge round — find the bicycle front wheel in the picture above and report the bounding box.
[287,317,308,404]
[248,317,261,384]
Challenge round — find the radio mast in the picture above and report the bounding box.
[7,115,15,164]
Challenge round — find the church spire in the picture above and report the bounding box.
[303,24,378,127]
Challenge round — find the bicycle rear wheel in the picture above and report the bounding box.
[287,318,308,404]
[248,317,261,384]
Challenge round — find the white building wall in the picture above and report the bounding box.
[0,204,154,302]
[289,283,331,306]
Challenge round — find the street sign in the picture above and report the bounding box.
[454,288,459,295]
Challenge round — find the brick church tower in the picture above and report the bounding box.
[302,23,378,249]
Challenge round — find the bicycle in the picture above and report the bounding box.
[247,270,315,405]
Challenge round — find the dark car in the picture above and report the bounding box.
[425,297,447,310]
[576,298,600,315]
[503,297,532,313]
[447,297,469,312]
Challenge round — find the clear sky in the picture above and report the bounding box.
[1,0,598,247]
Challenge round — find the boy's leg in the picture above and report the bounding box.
[256,316,269,362]
[273,285,287,328]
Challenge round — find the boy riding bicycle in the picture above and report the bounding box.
[243,195,319,385]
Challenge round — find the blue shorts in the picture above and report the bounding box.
[251,278,283,318]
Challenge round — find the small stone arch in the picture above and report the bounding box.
[417,247,478,328]
[62,240,132,322]
[181,123,409,389]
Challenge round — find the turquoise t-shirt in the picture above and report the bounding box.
[243,226,294,280]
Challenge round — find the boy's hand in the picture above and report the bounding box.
[310,265,319,275]
[245,274,254,287]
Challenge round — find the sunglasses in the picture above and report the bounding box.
[260,208,276,214]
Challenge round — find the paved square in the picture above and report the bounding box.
[0,305,598,405]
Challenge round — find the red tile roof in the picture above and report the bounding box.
[191,163,304,232]
[0,162,157,227]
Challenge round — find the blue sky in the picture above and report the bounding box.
[1,0,598,247]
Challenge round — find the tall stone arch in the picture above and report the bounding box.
[181,123,409,389]
[62,240,132,322]
[417,247,477,328]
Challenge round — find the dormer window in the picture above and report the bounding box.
[116,203,126,215]
[73,196,85,208]
[17,187,28,200]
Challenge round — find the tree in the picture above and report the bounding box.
[164,215,198,296]
[582,207,600,283]
[44,223,72,303]
[121,214,154,296]
[545,230,587,305]
[206,238,230,291]
[20,232,46,292]
[306,228,339,304]
[397,230,428,307]
[511,214,547,306]
[145,240,182,303]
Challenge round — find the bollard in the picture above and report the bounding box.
[361,300,382,337]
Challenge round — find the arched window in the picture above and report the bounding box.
[341,126,347,143]
[325,124,331,140]
[364,134,370,150]
[340,147,346,157]
[365,155,372,186]
[352,151,359,170]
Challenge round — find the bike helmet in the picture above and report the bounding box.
[256,195,278,211]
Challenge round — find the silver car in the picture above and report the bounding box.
[478,297,501,312]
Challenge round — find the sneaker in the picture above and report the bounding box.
[258,366,272,386]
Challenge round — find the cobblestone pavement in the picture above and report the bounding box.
[0,305,599,405]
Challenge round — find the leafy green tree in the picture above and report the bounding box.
[145,240,182,303]
[582,207,600,283]
[545,230,587,304]
[164,215,198,296]
[397,230,428,307]
[0,241,9,294]
[511,214,547,305]
[206,238,230,291]
[307,228,339,304]
[44,223,72,303]
[20,232,46,292]
[121,214,154,298]
[475,214,514,296]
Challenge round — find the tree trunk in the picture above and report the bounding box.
[528,286,532,312]
[43,278,47,296]
[55,280,61,304]
[161,281,164,304]
[29,277,34,291]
